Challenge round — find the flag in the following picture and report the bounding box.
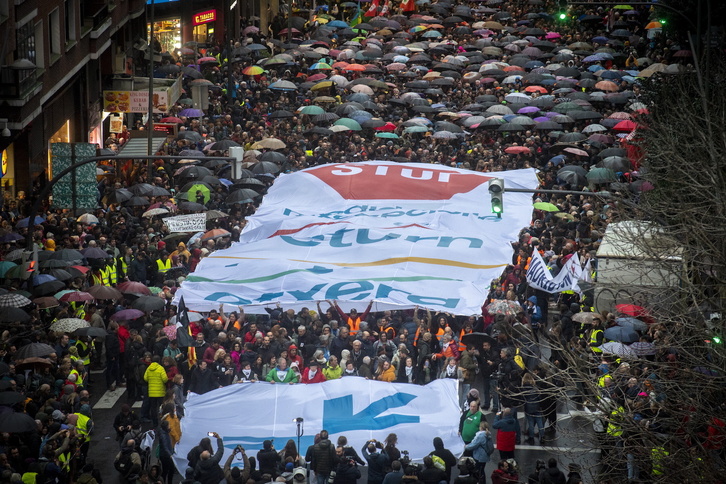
[379,0,390,16]
[401,0,416,13]
[350,9,363,26]
[365,0,380,17]
[175,296,196,367]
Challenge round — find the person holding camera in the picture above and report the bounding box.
[194,432,225,484]
[362,439,390,484]
[224,446,250,484]
[333,449,362,484]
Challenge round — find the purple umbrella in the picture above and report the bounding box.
[179,108,204,118]
[518,106,540,114]
[110,309,146,321]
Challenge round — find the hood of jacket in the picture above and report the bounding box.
[433,437,444,450]
[147,362,164,374]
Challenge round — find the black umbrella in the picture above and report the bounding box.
[461,332,496,348]
[14,343,55,360]
[179,166,214,178]
[179,202,208,211]
[33,280,66,297]
[129,183,156,196]
[131,296,166,312]
[269,110,295,119]
[210,140,240,151]
[0,392,24,406]
[233,177,266,190]
[0,412,37,433]
[227,189,262,204]
[259,151,287,163]
[557,165,588,186]
[251,161,281,174]
[39,259,71,269]
[47,268,73,281]
[82,247,110,259]
[124,196,150,207]
[0,308,30,323]
[104,188,134,204]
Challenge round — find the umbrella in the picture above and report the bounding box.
[33,297,59,309]
[485,300,523,316]
[201,229,231,241]
[117,281,152,296]
[572,312,600,325]
[110,308,146,321]
[251,161,281,174]
[81,247,110,260]
[227,189,261,204]
[132,296,166,312]
[59,291,95,303]
[142,208,170,218]
[0,412,38,433]
[251,138,287,150]
[77,214,99,225]
[0,392,24,406]
[16,216,45,228]
[0,261,17,278]
[587,167,617,184]
[615,317,649,332]
[0,293,32,308]
[260,151,287,163]
[15,343,55,360]
[162,325,178,340]
[48,268,72,281]
[533,202,559,212]
[0,233,23,243]
[604,326,639,344]
[630,341,657,356]
[461,332,496,348]
[33,281,66,297]
[615,304,654,323]
[51,249,84,262]
[185,183,212,204]
[0,308,30,322]
[75,326,108,338]
[50,318,90,333]
[599,342,637,358]
[179,202,207,211]
[86,285,123,300]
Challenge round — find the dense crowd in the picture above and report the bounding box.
[0,0,708,482]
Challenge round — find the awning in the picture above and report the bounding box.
[118,137,166,158]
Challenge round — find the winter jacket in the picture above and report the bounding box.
[362,444,389,484]
[311,438,337,475]
[334,460,362,484]
[144,362,169,398]
[158,425,174,458]
[265,367,298,383]
[301,368,326,384]
[431,437,457,481]
[465,430,492,463]
[492,414,518,452]
[538,467,566,484]
[256,448,281,476]
[189,366,219,394]
[521,384,543,417]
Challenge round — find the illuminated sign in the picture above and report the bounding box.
[193,9,216,25]
[1,150,7,177]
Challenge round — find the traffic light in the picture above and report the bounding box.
[559,12,567,20]
[713,336,722,344]
[488,178,504,217]
[21,248,38,280]
[557,0,568,20]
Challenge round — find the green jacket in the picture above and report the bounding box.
[266,368,299,383]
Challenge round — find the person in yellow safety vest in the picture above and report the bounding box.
[71,404,94,461]
[156,251,171,283]
[75,336,92,367]
[606,405,624,438]
[100,264,111,286]
[107,257,117,285]
[68,360,86,388]
[90,267,105,286]
[650,445,669,477]
[588,318,604,354]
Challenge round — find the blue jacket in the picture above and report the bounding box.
[465,430,492,463]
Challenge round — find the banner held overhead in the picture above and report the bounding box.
[176,161,539,313]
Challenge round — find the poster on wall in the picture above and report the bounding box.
[109,115,124,134]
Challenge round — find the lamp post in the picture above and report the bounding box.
[293,417,304,456]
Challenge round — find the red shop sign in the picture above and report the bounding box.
[193,9,216,25]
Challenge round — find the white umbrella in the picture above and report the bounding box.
[599,342,637,358]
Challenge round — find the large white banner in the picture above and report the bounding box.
[526,250,583,293]
[176,162,539,313]
[174,379,463,471]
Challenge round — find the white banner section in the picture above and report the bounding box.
[165,213,207,233]
[174,378,463,471]
[526,250,583,294]
[177,162,539,313]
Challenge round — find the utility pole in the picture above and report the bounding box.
[147,0,156,178]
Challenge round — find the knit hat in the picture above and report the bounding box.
[52,410,64,421]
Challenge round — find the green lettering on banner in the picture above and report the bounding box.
[257,292,285,302]
[356,229,400,244]
[408,296,459,308]
[437,237,483,249]
[280,235,324,246]
[375,284,411,299]
[329,228,355,247]
[205,292,252,305]
[289,283,327,300]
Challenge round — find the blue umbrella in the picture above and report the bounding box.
[32,274,58,287]
[328,20,349,28]
[16,216,46,228]
[549,154,566,166]
[615,317,648,332]
[604,326,640,344]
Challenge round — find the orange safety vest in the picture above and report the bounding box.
[347,317,361,335]
[379,324,396,339]
[458,329,472,352]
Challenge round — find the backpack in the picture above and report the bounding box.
[114,452,133,477]
[430,454,446,471]
[484,435,495,456]
[513,348,526,370]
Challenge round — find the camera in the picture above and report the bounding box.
[207,432,215,437]
[235,445,244,453]
[400,450,411,468]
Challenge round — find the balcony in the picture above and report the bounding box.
[88,4,112,38]
[0,59,42,106]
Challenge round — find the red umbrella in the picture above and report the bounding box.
[117,281,152,296]
[614,304,655,324]
[201,229,231,241]
[160,117,184,123]
[375,122,398,132]
[563,147,589,157]
[197,57,218,64]
[504,146,531,154]
[162,325,178,340]
[307,73,328,82]
[70,265,91,274]
[59,291,95,303]
[613,120,636,132]
[110,309,146,321]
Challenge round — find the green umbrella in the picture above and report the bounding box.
[299,105,325,115]
[3,265,24,280]
[375,132,400,139]
[533,202,560,212]
[334,118,362,131]
[0,261,17,278]
[404,126,430,134]
[587,167,617,184]
[186,183,211,204]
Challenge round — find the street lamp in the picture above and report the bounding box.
[293,417,304,455]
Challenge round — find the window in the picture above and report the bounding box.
[49,9,61,57]
[65,0,76,43]
[34,21,45,68]
[15,21,36,65]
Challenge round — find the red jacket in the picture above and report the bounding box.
[118,325,130,353]
[301,368,326,384]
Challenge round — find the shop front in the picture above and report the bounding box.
[192,9,217,44]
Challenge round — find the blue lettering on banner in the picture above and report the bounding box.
[323,393,420,433]
[279,229,484,249]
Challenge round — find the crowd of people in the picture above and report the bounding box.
[0,0,705,482]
